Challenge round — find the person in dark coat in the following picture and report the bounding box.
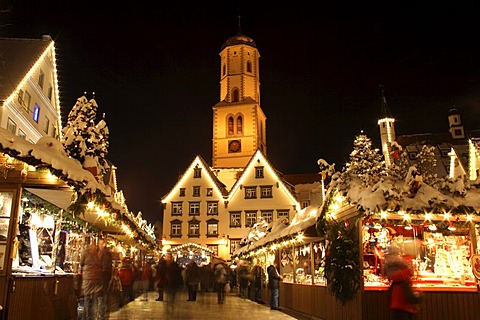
[185,258,201,301]
[251,264,266,303]
[267,263,282,311]
[237,262,250,298]
[162,252,183,303]
[98,239,113,315]
[155,256,166,301]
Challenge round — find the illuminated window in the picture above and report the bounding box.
[255,167,264,178]
[38,69,45,89]
[170,220,182,237]
[230,239,241,254]
[208,245,219,256]
[207,201,218,215]
[228,116,234,135]
[172,202,182,215]
[24,91,31,111]
[189,202,200,215]
[245,211,257,227]
[7,118,16,134]
[245,186,257,199]
[33,104,40,123]
[206,188,213,197]
[260,186,273,198]
[230,211,241,227]
[236,115,243,134]
[188,219,200,237]
[207,219,219,237]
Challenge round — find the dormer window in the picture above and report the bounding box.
[194,167,201,178]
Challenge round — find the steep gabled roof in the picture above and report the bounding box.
[226,149,298,207]
[161,155,228,202]
[0,36,53,102]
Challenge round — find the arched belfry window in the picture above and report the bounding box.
[236,115,243,134]
[246,61,252,73]
[232,89,239,102]
[228,116,234,135]
[223,64,226,76]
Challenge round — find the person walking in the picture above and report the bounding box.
[98,239,112,317]
[80,240,104,320]
[251,264,266,303]
[237,261,250,299]
[141,260,153,301]
[213,261,229,304]
[118,258,135,303]
[385,248,422,320]
[162,252,183,304]
[185,258,201,301]
[267,263,282,311]
[155,255,166,301]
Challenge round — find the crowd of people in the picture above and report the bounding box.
[79,242,285,319]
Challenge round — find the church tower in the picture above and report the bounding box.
[212,19,267,170]
[377,87,396,167]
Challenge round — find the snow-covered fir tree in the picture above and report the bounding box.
[416,144,437,186]
[61,95,110,179]
[343,132,385,187]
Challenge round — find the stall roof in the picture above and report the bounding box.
[25,187,74,210]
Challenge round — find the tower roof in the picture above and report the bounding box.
[221,33,257,50]
[379,86,393,119]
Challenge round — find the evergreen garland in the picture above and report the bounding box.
[317,213,361,305]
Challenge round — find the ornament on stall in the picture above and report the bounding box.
[345,219,350,227]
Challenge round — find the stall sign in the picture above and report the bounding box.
[471,254,480,280]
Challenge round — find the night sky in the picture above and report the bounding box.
[2,2,480,225]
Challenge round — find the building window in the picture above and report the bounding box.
[245,211,257,227]
[232,88,239,102]
[44,116,50,134]
[246,61,252,73]
[228,116,234,135]
[230,239,241,254]
[24,91,31,111]
[18,129,26,140]
[255,167,264,178]
[236,115,243,134]
[207,201,218,215]
[301,200,310,209]
[170,220,182,238]
[47,85,53,101]
[17,89,24,105]
[38,69,45,89]
[189,202,200,215]
[230,211,241,227]
[188,219,200,237]
[33,104,40,123]
[171,202,182,215]
[260,186,273,198]
[179,188,186,197]
[277,210,289,222]
[222,64,226,76]
[193,186,201,197]
[206,219,219,237]
[245,186,257,199]
[194,167,201,178]
[7,118,16,134]
[206,188,213,197]
[261,211,273,223]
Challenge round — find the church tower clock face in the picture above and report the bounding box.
[228,139,241,153]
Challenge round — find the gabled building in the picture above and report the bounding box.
[0,35,62,143]
[162,29,300,261]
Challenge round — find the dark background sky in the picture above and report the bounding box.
[2,1,480,225]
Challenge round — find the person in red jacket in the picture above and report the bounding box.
[118,258,135,303]
[385,248,422,320]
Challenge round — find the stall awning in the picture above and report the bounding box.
[24,187,74,210]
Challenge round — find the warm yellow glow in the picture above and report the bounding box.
[87,202,95,209]
[443,212,451,220]
[468,140,478,181]
[424,213,432,221]
[403,213,411,221]
[466,214,473,222]
[449,148,456,179]
[297,233,304,242]
[380,211,388,219]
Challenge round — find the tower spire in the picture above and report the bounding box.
[237,15,242,35]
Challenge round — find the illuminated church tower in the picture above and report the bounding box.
[378,87,396,167]
[212,19,267,173]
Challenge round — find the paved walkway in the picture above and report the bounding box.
[107,290,301,320]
